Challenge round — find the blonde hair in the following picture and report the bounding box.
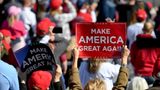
[127,77,149,90]
[143,21,154,34]
[88,58,105,73]
[84,78,106,90]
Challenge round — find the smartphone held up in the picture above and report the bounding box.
[52,27,63,34]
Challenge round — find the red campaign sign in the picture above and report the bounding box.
[76,23,126,58]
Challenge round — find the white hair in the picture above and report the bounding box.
[127,77,149,90]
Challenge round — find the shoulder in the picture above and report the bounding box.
[0,60,10,67]
[2,20,8,27]
[127,24,136,31]
[21,10,36,17]
[127,25,136,36]
[0,60,17,72]
[100,62,120,71]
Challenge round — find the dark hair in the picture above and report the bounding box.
[136,16,146,22]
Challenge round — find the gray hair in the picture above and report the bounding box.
[127,77,149,90]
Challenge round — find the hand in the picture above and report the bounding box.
[67,36,76,51]
[72,48,79,60]
[49,26,55,41]
[54,64,62,82]
[105,18,115,23]
[49,26,55,35]
[121,45,130,65]
[72,48,79,68]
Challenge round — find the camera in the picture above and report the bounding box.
[52,27,63,33]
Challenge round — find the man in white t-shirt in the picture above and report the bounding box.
[127,9,156,48]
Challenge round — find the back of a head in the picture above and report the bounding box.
[28,70,52,90]
[36,18,56,36]
[143,21,154,34]
[136,9,147,22]
[84,78,106,90]
[88,58,104,73]
[127,77,149,90]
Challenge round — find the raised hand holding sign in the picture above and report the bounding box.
[76,22,126,58]
[14,43,56,75]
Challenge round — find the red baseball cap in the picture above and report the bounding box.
[78,12,92,22]
[28,70,52,90]
[37,18,56,36]
[0,29,15,39]
[136,9,147,21]
[50,0,63,10]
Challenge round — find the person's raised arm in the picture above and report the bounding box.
[55,0,77,23]
[72,48,79,69]
[54,64,62,83]
[121,45,130,66]
[113,45,130,90]
[69,48,82,90]
[53,64,62,90]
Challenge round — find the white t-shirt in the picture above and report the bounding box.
[79,61,120,90]
[127,22,156,48]
[20,7,37,36]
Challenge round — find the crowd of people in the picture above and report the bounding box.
[1,0,160,90]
